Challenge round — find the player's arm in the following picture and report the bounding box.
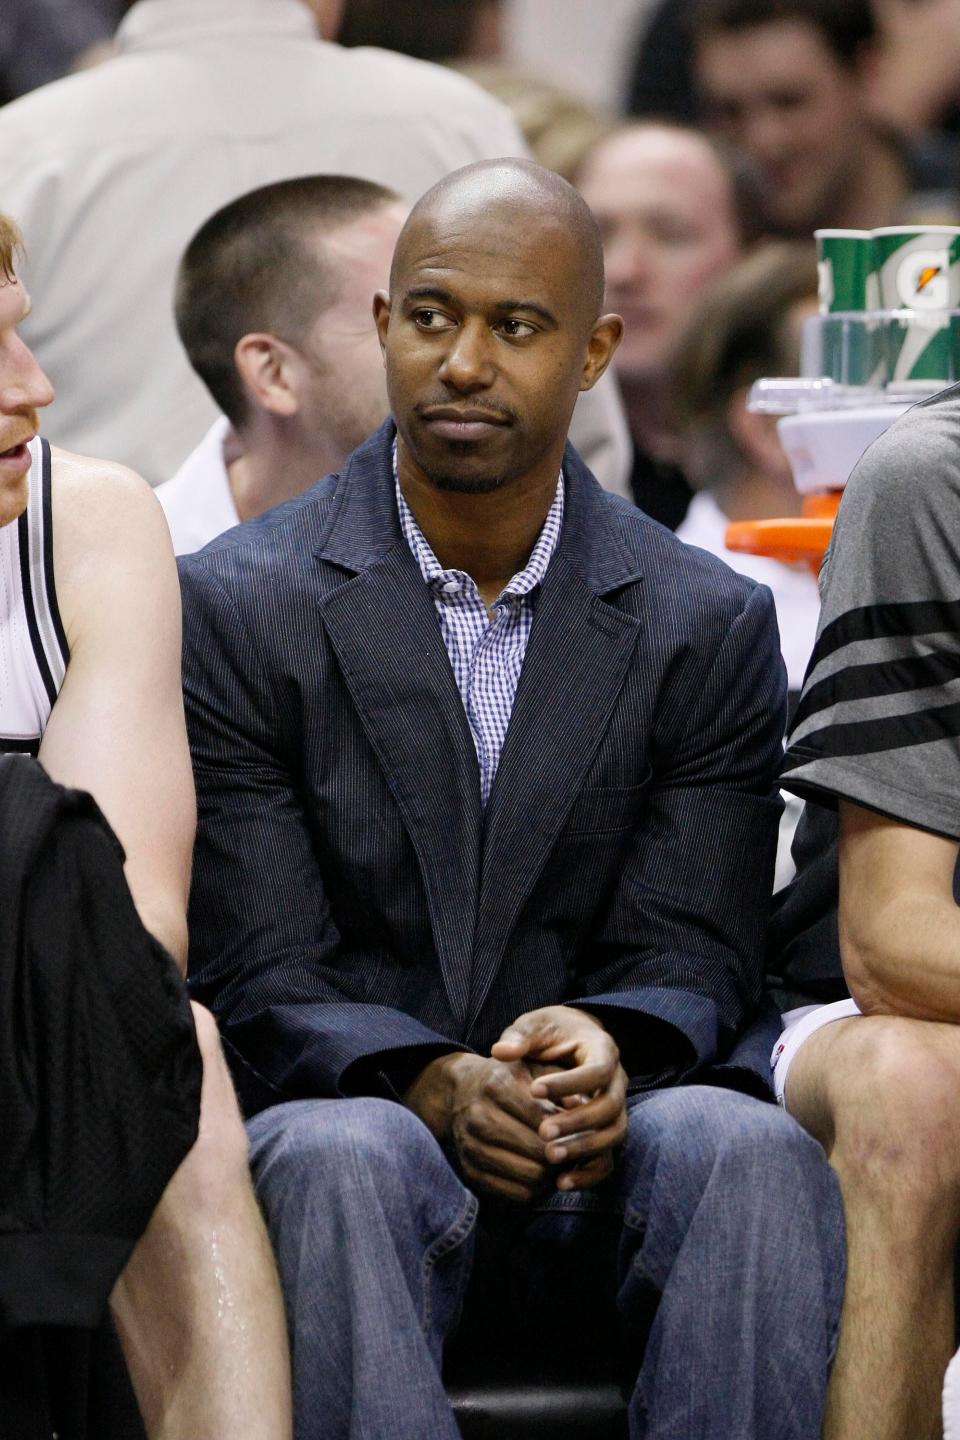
[37,450,195,970]
[839,799,960,1021]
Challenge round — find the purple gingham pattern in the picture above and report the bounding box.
[395,458,564,806]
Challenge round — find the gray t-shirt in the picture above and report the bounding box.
[770,383,960,1006]
[783,382,960,838]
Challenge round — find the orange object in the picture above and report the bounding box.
[724,492,841,575]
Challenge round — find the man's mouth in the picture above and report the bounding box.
[420,406,512,442]
[0,439,34,471]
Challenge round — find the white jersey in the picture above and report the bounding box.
[0,436,68,754]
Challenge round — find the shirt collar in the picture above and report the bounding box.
[393,444,564,601]
[117,0,318,54]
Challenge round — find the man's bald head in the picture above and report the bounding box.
[390,159,607,331]
[374,158,622,498]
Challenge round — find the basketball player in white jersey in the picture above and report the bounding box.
[0,214,291,1437]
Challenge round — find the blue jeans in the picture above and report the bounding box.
[248,1087,844,1440]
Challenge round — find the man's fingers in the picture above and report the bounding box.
[464,1101,548,1163]
[538,1084,624,1142]
[490,1075,556,1134]
[459,1138,549,1190]
[530,1057,616,1102]
[542,1115,627,1167]
[460,1160,542,1205]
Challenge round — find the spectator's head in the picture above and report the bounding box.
[693,0,876,235]
[0,213,55,527]
[175,176,406,464]
[673,240,817,494]
[374,158,621,494]
[575,122,763,385]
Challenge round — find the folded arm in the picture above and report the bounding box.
[839,799,960,1021]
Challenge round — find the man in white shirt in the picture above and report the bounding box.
[158,176,406,554]
[0,0,630,494]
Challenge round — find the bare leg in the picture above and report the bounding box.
[787,1015,960,1440]
[109,1003,292,1440]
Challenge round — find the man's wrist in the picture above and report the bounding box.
[403,1051,471,1140]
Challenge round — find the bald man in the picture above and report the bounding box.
[180,159,843,1440]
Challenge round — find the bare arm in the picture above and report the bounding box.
[38,449,196,970]
[839,798,960,1021]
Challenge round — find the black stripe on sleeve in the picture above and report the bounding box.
[791,647,960,734]
[17,507,57,708]
[813,599,960,666]
[40,439,69,668]
[784,696,960,768]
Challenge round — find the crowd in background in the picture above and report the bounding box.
[5,0,960,694]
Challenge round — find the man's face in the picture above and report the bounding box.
[577,127,741,383]
[696,20,866,234]
[374,195,608,494]
[0,273,54,528]
[293,204,407,459]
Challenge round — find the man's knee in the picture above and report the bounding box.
[249,1096,465,1223]
[625,1087,834,1213]
[797,1015,960,1203]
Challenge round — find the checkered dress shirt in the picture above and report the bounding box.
[395,462,564,806]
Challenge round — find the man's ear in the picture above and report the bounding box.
[580,313,624,391]
[373,291,391,361]
[234,333,299,418]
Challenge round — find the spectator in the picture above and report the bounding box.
[769,379,960,1438]
[0,0,630,498]
[862,0,960,140]
[179,157,844,1440]
[576,120,765,527]
[692,0,957,235]
[0,211,290,1439]
[158,176,406,554]
[673,241,821,692]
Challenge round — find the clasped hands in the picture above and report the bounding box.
[404,1006,628,1204]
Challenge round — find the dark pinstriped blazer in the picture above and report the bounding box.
[180,420,786,1114]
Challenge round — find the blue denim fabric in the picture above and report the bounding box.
[248,1087,844,1440]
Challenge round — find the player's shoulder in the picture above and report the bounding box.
[52,445,168,538]
[50,445,175,618]
[843,383,960,521]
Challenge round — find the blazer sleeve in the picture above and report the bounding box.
[569,581,786,1090]
[179,557,468,1112]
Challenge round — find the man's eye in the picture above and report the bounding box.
[413,309,451,330]
[498,318,535,339]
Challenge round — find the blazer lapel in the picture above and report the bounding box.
[316,423,482,1028]
[468,449,644,1026]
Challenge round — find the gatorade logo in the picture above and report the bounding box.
[897,248,951,308]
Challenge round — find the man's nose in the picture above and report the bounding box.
[438,319,495,391]
[0,342,55,413]
[738,107,792,168]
